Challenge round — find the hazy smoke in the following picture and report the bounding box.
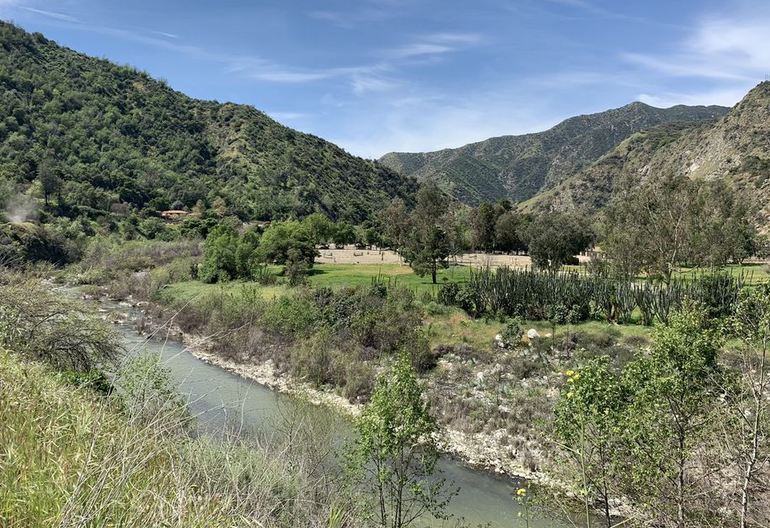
[5,195,38,224]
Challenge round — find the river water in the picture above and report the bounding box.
[96,296,575,528]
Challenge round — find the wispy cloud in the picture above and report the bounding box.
[267,111,313,121]
[541,0,635,20]
[638,87,749,108]
[385,32,483,59]
[619,8,770,107]
[307,0,412,28]
[21,6,79,22]
[623,12,770,81]
[150,30,178,39]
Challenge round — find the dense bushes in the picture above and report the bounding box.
[441,267,747,325]
[158,283,429,400]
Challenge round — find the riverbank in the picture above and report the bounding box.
[99,289,565,489]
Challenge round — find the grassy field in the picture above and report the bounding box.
[157,262,657,354]
[159,262,472,305]
[671,262,770,283]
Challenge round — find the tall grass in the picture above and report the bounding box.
[0,349,363,527]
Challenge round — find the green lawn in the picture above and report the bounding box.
[307,263,472,291]
[671,263,770,283]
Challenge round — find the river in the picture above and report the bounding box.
[94,294,577,528]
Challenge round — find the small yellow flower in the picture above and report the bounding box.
[566,392,573,399]
[565,369,575,377]
[516,487,527,497]
[573,373,580,380]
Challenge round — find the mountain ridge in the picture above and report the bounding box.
[380,101,729,205]
[0,21,417,224]
[528,81,770,228]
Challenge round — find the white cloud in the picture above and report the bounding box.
[150,30,178,39]
[20,6,79,22]
[351,74,400,95]
[622,10,770,82]
[267,111,313,122]
[384,32,482,59]
[331,88,559,158]
[619,8,770,111]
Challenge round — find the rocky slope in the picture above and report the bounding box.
[528,82,770,227]
[380,102,728,205]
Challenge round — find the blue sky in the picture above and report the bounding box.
[1,0,769,158]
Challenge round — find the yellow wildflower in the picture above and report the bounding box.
[516,487,527,497]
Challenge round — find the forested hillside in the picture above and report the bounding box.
[380,102,728,205]
[528,82,770,228]
[0,21,417,224]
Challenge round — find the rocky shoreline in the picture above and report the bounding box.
[97,290,560,489]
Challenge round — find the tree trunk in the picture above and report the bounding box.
[739,346,766,528]
[677,433,686,528]
[431,262,437,284]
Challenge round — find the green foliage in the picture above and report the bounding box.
[600,176,760,281]
[399,181,457,284]
[0,350,365,527]
[199,223,240,283]
[0,278,120,371]
[0,221,81,267]
[348,354,453,528]
[620,303,725,526]
[0,21,416,229]
[257,220,317,266]
[522,211,593,271]
[555,358,627,525]
[380,102,727,206]
[453,266,746,325]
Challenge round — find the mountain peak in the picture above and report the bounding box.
[380,101,729,205]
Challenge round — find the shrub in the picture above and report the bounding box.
[0,279,120,371]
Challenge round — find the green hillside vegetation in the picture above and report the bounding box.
[380,102,727,205]
[530,82,770,228]
[0,21,416,229]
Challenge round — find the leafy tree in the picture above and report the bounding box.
[727,285,770,528]
[302,212,334,245]
[37,157,61,206]
[379,198,411,251]
[348,354,454,528]
[470,202,498,251]
[495,211,529,254]
[523,212,593,271]
[332,221,357,248]
[600,177,759,282]
[199,223,239,283]
[621,303,724,528]
[257,220,318,283]
[400,180,456,284]
[555,358,627,527]
[235,229,260,279]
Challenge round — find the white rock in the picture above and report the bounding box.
[527,328,540,339]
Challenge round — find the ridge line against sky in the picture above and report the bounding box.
[1,0,768,158]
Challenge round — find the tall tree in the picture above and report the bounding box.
[401,181,455,283]
[523,212,593,271]
[470,202,498,251]
[555,358,628,527]
[600,177,759,282]
[727,284,770,528]
[621,303,724,528]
